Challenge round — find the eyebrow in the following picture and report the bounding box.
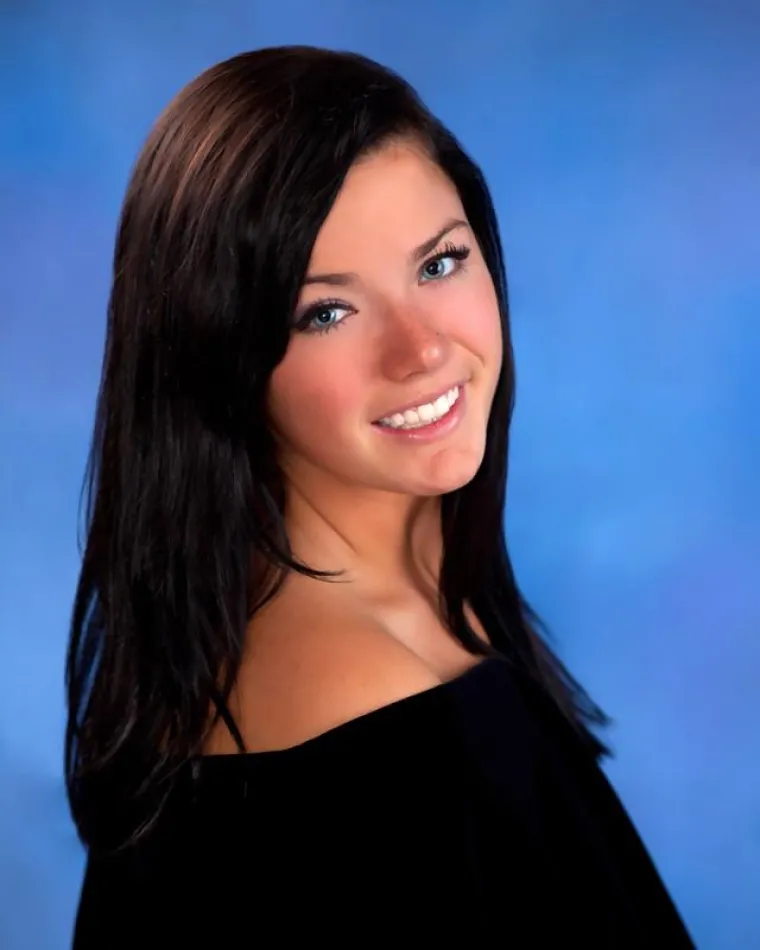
[301,217,469,288]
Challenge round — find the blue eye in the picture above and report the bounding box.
[422,256,456,280]
[420,243,471,283]
[299,301,352,335]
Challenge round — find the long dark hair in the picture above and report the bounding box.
[65,45,610,853]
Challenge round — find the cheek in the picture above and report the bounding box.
[445,271,503,364]
[268,345,363,449]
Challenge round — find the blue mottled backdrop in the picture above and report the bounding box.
[1,2,758,947]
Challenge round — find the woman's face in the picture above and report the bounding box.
[267,140,503,502]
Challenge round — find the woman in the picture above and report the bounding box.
[66,46,694,946]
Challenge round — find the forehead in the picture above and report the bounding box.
[308,142,465,265]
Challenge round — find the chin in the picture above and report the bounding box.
[390,447,486,498]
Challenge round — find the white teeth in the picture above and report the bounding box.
[378,386,460,430]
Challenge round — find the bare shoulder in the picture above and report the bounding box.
[209,577,441,754]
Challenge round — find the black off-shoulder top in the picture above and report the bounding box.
[72,656,695,947]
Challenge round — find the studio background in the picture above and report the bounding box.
[1,2,758,947]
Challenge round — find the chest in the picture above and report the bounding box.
[369,595,491,679]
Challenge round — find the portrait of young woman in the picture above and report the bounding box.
[65,46,696,945]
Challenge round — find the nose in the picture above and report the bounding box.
[377,303,450,383]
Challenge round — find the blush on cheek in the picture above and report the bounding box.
[442,277,502,366]
[269,366,360,451]
[471,281,503,361]
[302,382,357,427]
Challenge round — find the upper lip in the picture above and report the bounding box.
[373,381,465,422]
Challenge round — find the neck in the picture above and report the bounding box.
[283,477,444,596]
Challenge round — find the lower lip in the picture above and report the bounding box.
[372,385,466,442]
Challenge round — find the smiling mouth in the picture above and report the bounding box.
[374,384,461,430]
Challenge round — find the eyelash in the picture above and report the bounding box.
[422,241,471,281]
[297,242,472,336]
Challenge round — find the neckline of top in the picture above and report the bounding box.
[198,654,508,765]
